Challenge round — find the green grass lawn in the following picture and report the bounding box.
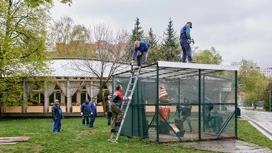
[0,117,208,153]
[0,117,270,153]
[238,119,272,149]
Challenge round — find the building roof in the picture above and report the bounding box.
[158,61,239,71]
[45,59,238,78]
[47,58,130,77]
[114,61,239,79]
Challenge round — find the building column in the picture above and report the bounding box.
[77,91,81,105]
[61,93,65,104]
[67,80,71,113]
[23,81,27,113]
[91,81,93,98]
[44,81,49,113]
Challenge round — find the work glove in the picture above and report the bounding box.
[130,60,134,65]
[187,39,195,44]
[80,112,83,116]
[91,112,93,115]
[137,51,142,56]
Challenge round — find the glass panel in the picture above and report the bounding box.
[113,66,237,142]
[201,70,236,140]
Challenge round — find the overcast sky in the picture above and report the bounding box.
[51,0,272,68]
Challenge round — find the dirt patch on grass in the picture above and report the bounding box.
[80,130,95,135]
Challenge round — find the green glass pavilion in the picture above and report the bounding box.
[112,61,239,142]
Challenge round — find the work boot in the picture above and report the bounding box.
[111,129,117,133]
[115,122,121,127]
[189,60,196,63]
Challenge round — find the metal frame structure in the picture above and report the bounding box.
[113,61,239,142]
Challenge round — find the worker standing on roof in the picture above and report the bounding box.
[180,22,194,63]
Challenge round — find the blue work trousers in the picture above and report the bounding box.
[53,119,61,132]
[180,42,192,63]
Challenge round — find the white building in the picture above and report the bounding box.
[2,58,130,115]
[261,68,272,77]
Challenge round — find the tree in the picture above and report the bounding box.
[71,24,90,42]
[24,0,72,7]
[263,77,272,111]
[48,17,96,58]
[48,16,74,45]
[131,17,144,41]
[161,18,179,61]
[125,17,144,60]
[146,28,159,64]
[71,24,128,111]
[193,47,222,64]
[234,59,268,106]
[146,28,157,48]
[0,0,50,114]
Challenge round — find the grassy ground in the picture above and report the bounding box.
[0,117,209,153]
[0,117,271,153]
[238,119,272,149]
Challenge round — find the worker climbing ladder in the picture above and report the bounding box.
[109,64,141,143]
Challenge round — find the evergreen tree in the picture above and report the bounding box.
[146,28,159,64]
[131,17,144,41]
[161,18,179,61]
[147,28,157,48]
[125,17,144,61]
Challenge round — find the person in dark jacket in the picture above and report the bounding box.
[88,96,97,128]
[131,40,150,67]
[180,98,193,132]
[106,95,113,126]
[52,99,63,132]
[180,22,193,63]
[81,100,90,126]
[110,85,130,133]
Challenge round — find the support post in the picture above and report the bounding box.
[156,63,160,143]
[235,71,238,138]
[198,69,202,140]
[219,92,222,111]
[202,74,206,132]
[177,78,181,119]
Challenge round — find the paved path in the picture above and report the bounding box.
[241,108,272,140]
[175,108,272,153]
[177,140,272,153]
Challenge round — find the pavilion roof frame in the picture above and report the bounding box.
[113,61,239,79]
